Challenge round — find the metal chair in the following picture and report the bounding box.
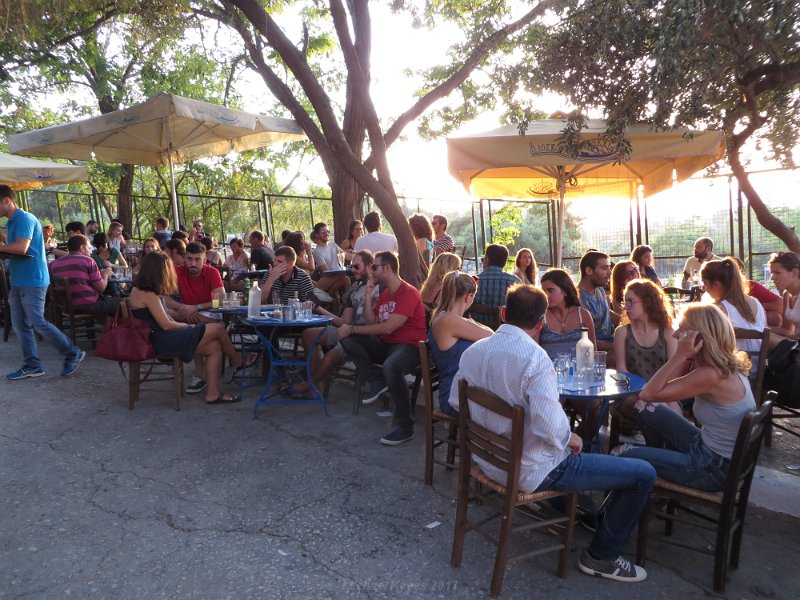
[635,397,774,594]
[419,340,458,486]
[451,379,578,597]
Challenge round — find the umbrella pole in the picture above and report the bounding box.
[167,152,180,230]
[556,171,566,268]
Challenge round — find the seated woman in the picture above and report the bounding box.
[225,237,250,291]
[512,247,537,285]
[408,213,434,277]
[630,244,661,286]
[339,219,363,262]
[613,280,680,422]
[615,304,755,491]
[429,271,493,415]
[107,221,127,251]
[200,236,223,267]
[610,260,640,319]
[537,268,596,358]
[419,252,461,308]
[536,269,599,442]
[769,251,800,338]
[701,258,766,369]
[128,252,247,404]
[91,232,128,271]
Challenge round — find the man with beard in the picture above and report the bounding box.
[682,237,721,287]
[168,241,225,395]
[578,250,616,356]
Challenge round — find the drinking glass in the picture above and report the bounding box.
[272,291,281,306]
[553,355,569,385]
[593,351,607,383]
[302,300,314,320]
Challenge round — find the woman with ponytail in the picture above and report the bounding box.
[429,271,494,415]
[700,258,767,361]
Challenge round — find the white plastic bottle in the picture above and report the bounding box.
[248,279,261,319]
[575,327,594,387]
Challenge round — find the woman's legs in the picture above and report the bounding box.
[195,324,239,401]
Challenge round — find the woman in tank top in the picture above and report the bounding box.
[429,271,494,415]
[769,251,800,337]
[614,304,755,491]
[613,279,679,414]
[536,269,595,359]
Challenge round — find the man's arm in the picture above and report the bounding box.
[337,313,408,340]
[91,267,113,293]
[0,237,31,255]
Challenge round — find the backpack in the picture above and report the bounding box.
[764,339,800,408]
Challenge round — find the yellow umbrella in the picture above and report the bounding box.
[0,151,87,190]
[9,92,305,226]
[447,119,725,265]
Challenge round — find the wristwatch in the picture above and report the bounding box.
[196,304,203,310]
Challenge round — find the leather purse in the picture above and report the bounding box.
[95,304,155,362]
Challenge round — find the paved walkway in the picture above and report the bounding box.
[1,340,798,599]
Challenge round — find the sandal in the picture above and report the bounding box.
[281,384,313,399]
[233,353,259,374]
[205,394,242,405]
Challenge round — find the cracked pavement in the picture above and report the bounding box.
[1,340,799,599]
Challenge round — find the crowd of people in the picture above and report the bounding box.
[3,189,794,585]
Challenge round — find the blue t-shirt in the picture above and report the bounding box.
[6,208,49,287]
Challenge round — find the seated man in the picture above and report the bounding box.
[683,237,721,287]
[337,251,427,446]
[165,241,226,395]
[249,230,275,270]
[311,221,350,297]
[432,214,454,256]
[153,216,172,249]
[52,221,90,258]
[450,284,656,582]
[49,235,120,317]
[353,211,398,253]
[259,245,316,304]
[578,250,616,360]
[289,250,379,396]
[473,243,520,325]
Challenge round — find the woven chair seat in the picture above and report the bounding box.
[654,477,724,504]
[471,466,563,504]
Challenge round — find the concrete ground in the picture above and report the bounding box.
[1,337,799,600]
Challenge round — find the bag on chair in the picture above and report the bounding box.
[95,304,155,362]
[764,339,800,408]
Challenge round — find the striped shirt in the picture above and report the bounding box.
[433,233,454,253]
[267,266,316,304]
[49,253,101,307]
[449,324,572,492]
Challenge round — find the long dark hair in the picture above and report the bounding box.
[133,251,178,296]
[515,248,537,284]
[540,269,581,308]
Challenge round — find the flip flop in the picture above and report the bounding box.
[281,384,313,399]
[205,394,242,405]
[233,353,259,374]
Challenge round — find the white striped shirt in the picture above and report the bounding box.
[449,324,572,492]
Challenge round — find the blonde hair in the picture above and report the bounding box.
[420,252,461,302]
[433,271,476,318]
[681,304,750,377]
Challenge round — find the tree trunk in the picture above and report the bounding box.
[330,169,363,245]
[116,163,134,234]
[728,144,800,253]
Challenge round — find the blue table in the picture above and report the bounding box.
[558,369,646,452]
[242,315,333,418]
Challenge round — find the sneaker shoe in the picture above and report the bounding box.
[578,550,647,582]
[380,428,415,446]
[362,380,388,404]
[186,377,207,394]
[7,366,45,380]
[61,350,86,377]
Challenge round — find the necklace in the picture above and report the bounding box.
[547,306,570,328]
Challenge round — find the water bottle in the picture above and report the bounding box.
[691,269,701,288]
[575,327,594,388]
[248,279,261,319]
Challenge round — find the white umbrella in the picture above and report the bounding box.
[9,92,305,226]
[0,152,87,189]
[447,119,725,266]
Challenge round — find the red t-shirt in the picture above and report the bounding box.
[375,281,427,345]
[748,280,781,304]
[176,264,223,305]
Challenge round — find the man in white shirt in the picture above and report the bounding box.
[450,284,656,583]
[353,211,398,253]
[683,237,721,286]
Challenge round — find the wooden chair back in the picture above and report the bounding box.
[49,276,100,347]
[465,303,503,331]
[733,326,770,404]
[419,340,458,485]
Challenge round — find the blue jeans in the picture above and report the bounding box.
[536,453,656,561]
[624,404,729,491]
[9,285,79,370]
[340,335,420,430]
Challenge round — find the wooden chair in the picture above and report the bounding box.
[453,244,466,260]
[419,340,458,486]
[635,397,774,594]
[119,302,184,411]
[451,380,578,597]
[733,327,770,405]
[49,276,101,348]
[0,262,11,342]
[465,303,503,331]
